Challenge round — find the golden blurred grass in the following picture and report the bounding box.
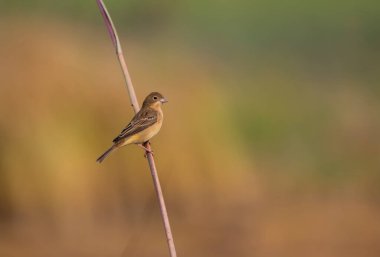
[0,17,380,257]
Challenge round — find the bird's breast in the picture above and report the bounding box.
[126,109,163,145]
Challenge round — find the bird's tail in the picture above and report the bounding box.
[96,145,116,163]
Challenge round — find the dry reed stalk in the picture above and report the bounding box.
[96,1,177,256]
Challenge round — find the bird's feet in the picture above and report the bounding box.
[137,144,154,157]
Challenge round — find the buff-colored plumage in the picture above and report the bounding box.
[97,92,167,163]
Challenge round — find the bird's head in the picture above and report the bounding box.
[142,92,168,108]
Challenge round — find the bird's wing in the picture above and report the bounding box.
[113,108,157,143]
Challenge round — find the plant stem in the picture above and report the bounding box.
[96,1,177,256]
[144,142,177,255]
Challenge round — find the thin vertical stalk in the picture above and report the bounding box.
[96,0,139,112]
[96,1,177,256]
[145,143,176,255]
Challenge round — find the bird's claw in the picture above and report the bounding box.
[138,144,154,157]
[144,149,154,158]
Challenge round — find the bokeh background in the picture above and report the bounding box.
[1,1,380,256]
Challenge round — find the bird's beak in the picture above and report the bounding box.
[160,98,168,103]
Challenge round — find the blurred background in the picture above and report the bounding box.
[1,0,380,256]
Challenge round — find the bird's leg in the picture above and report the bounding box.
[137,143,152,152]
[137,143,154,157]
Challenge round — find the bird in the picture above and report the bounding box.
[96,92,168,163]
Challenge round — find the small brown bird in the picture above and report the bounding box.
[97,92,168,163]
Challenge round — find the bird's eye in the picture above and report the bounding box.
[153,96,158,100]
